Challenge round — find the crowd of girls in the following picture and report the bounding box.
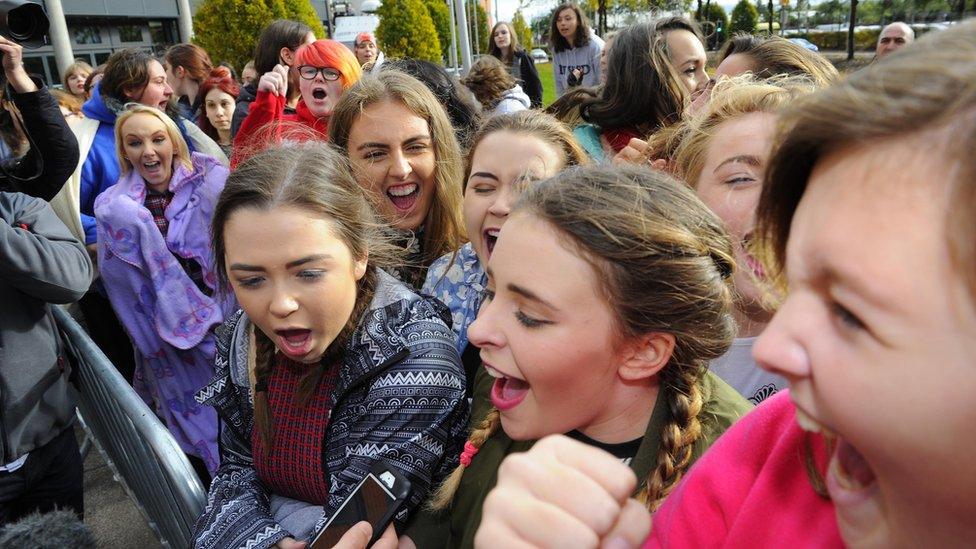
[44,7,975,549]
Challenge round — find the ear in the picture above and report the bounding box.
[279,46,295,66]
[122,86,138,100]
[353,253,368,281]
[617,332,676,382]
[175,66,187,78]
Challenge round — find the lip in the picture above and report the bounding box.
[482,227,500,259]
[826,437,879,509]
[484,359,529,411]
[386,182,420,213]
[273,327,313,358]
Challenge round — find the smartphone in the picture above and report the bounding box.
[309,460,411,548]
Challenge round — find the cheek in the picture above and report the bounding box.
[414,156,437,188]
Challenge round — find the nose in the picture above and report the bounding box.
[467,294,504,351]
[487,185,514,218]
[268,286,299,318]
[752,296,811,380]
[388,150,411,179]
[164,82,174,96]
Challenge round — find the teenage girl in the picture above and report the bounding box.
[407,165,752,548]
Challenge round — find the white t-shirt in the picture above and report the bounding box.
[709,337,787,404]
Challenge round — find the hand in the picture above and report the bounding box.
[572,68,583,81]
[274,536,307,549]
[257,64,289,97]
[612,138,649,167]
[474,435,652,549]
[329,522,397,549]
[0,36,35,93]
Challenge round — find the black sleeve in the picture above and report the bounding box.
[230,99,251,138]
[0,81,80,201]
[519,52,543,109]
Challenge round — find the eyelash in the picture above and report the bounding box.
[831,302,865,331]
[481,288,549,329]
[725,175,756,185]
[236,270,323,288]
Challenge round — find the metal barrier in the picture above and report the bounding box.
[53,306,207,549]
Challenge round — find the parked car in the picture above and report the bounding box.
[531,48,550,63]
[788,37,820,52]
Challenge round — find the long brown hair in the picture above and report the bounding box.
[211,144,399,451]
[165,43,214,84]
[431,165,736,510]
[717,34,839,87]
[461,56,517,110]
[328,71,466,269]
[549,3,592,52]
[488,21,520,64]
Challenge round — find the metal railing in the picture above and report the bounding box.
[53,307,207,549]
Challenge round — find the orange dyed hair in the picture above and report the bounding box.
[295,39,363,90]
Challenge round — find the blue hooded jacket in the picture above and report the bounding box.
[79,82,198,244]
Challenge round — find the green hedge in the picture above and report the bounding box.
[791,29,880,50]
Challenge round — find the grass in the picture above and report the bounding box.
[536,61,557,108]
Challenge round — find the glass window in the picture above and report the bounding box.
[73,26,102,45]
[119,25,143,43]
[95,52,110,65]
[22,56,46,84]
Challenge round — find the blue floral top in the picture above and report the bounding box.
[422,243,486,356]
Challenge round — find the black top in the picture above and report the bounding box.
[0,78,80,201]
[567,429,643,466]
[510,50,543,108]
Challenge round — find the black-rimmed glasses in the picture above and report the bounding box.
[297,65,342,81]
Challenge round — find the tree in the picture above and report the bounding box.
[194,0,326,72]
[468,2,490,54]
[730,0,759,33]
[425,0,453,62]
[280,0,326,38]
[696,3,729,49]
[376,0,443,62]
[847,0,858,59]
[512,10,534,51]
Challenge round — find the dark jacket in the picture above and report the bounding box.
[512,49,543,108]
[192,270,469,549]
[230,82,256,138]
[0,80,80,201]
[407,368,754,549]
[0,192,92,463]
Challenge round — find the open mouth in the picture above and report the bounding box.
[386,182,420,213]
[483,228,500,258]
[485,362,529,411]
[794,405,878,503]
[274,328,313,358]
[311,88,327,100]
[741,233,766,280]
[142,160,163,176]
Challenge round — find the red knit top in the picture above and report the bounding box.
[252,353,340,504]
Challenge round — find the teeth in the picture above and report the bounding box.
[388,183,417,197]
[485,228,500,237]
[794,407,823,433]
[484,364,505,379]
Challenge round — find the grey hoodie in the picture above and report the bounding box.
[492,85,531,115]
[0,192,92,462]
[553,38,603,96]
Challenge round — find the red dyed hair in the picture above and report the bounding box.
[197,66,241,141]
[294,39,362,90]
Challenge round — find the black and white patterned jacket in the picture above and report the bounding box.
[192,270,469,549]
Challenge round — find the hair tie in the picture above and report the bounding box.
[459,441,478,468]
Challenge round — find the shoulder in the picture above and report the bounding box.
[698,371,755,438]
[423,244,480,293]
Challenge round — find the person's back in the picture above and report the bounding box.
[0,191,92,522]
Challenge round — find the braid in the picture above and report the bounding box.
[427,407,501,510]
[252,326,277,455]
[638,365,705,511]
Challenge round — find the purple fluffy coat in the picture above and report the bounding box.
[95,152,234,473]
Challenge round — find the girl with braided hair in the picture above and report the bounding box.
[405,165,751,548]
[192,144,468,549]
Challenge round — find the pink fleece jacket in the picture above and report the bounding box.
[644,391,843,548]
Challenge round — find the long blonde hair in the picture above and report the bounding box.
[431,165,736,511]
[328,71,466,268]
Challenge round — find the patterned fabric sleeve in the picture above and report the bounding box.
[325,299,469,530]
[192,314,291,549]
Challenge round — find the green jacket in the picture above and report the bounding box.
[406,368,753,548]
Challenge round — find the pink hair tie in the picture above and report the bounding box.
[459,441,478,467]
